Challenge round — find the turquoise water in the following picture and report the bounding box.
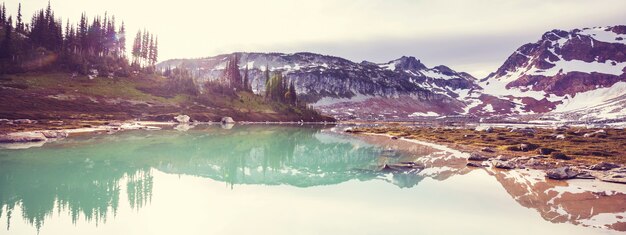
[0,125,623,235]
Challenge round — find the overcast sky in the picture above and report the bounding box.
[3,0,626,77]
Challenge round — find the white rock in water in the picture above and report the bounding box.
[38,130,68,138]
[221,117,235,124]
[145,126,162,130]
[0,132,48,143]
[174,115,191,123]
[120,122,145,130]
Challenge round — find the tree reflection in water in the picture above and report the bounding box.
[0,125,410,230]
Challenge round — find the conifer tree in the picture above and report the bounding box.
[152,36,158,65]
[118,22,126,58]
[132,30,142,65]
[243,64,250,92]
[1,17,13,62]
[148,34,155,66]
[0,3,5,25]
[288,80,297,105]
[263,65,271,98]
[141,30,149,65]
[16,3,23,33]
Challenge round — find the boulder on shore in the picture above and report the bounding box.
[510,127,536,135]
[537,148,556,155]
[39,130,68,139]
[174,115,191,123]
[13,119,37,124]
[546,167,578,180]
[221,117,235,124]
[468,153,489,161]
[551,152,572,160]
[590,162,620,171]
[475,126,493,133]
[493,160,516,169]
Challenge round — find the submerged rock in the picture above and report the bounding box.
[546,167,578,180]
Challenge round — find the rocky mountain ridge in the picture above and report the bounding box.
[158,25,626,122]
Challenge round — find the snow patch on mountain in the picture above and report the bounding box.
[408,111,439,117]
[553,82,626,112]
[578,26,626,44]
[312,94,374,107]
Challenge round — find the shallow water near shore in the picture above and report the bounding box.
[0,125,624,235]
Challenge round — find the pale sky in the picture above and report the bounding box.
[3,0,626,77]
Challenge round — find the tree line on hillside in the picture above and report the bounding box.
[0,2,157,76]
[166,54,303,107]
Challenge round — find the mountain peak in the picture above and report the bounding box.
[380,56,427,71]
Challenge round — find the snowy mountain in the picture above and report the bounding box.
[157,25,626,122]
[158,53,479,121]
[473,25,626,121]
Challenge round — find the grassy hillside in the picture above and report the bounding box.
[0,72,334,129]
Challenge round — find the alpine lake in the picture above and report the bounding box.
[0,124,625,235]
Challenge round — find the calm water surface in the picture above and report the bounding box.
[0,125,624,235]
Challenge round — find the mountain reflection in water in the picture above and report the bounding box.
[0,125,624,234]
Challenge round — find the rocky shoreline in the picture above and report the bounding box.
[346,126,626,184]
[0,115,339,149]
